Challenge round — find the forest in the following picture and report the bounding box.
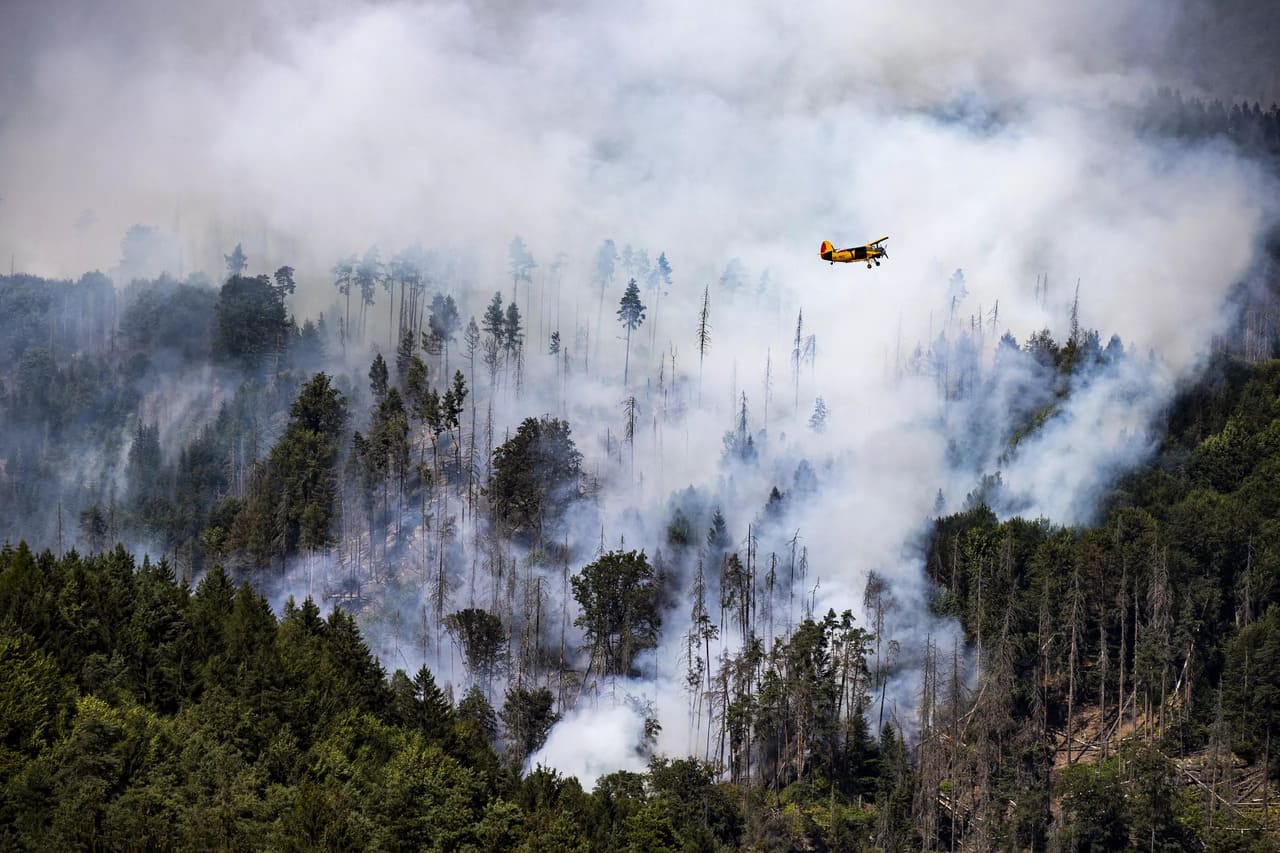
[4,86,1280,851]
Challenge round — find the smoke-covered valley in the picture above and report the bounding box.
[2,0,1279,791]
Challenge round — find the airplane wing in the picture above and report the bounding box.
[869,236,889,246]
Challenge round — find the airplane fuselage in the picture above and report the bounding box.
[824,246,874,262]
[820,238,887,265]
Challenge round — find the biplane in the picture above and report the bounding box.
[820,236,888,267]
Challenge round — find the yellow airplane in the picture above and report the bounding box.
[820,236,888,267]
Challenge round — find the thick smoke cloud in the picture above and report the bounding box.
[530,702,650,783]
[3,0,1277,784]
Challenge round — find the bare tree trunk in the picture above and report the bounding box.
[1066,565,1082,765]
[1259,722,1269,824]
[1265,729,1272,828]
[1133,581,1141,735]
[1098,619,1109,758]
[1038,578,1053,744]
[1118,563,1128,743]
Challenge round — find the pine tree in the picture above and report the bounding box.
[500,685,558,765]
[457,683,499,739]
[503,301,524,388]
[445,608,507,694]
[428,294,462,375]
[332,255,356,352]
[617,278,646,386]
[464,317,481,377]
[650,251,673,347]
[707,509,730,555]
[412,664,453,739]
[355,247,382,343]
[272,265,296,303]
[213,273,290,371]
[481,293,505,386]
[508,236,535,304]
[369,353,389,403]
[224,243,248,277]
[389,248,425,340]
[395,326,415,386]
[808,396,828,433]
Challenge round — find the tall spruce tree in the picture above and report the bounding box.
[617,277,646,386]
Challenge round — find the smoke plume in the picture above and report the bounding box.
[2,0,1277,784]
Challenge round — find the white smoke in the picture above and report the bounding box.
[2,0,1277,784]
[528,701,650,788]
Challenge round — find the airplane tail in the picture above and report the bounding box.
[819,240,834,260]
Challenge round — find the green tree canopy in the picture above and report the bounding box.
[227,373,347,561]
[571,550,661,677]
[213,274,288,370]
[224,243,247,277]
[487,416,582,539]
[500,685,558,765]
[444,608,507,689]
[617,277,646,385]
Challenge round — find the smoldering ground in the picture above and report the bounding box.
[2,0,1278,785]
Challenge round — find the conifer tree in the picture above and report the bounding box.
[482,293,505,386]
[428,293,461,374]
[508,235,535,304]
[395,326,415,385]
[369,353,389,403]
[503,301,524,389]
[809,396,828,433]
[617,277,646,386]
[272,265,296,302]
[355,247,383,342]
[332,254,356,351]
[650,251,672,347]
[501,685,558,765]
[457,683,499,739]
[445,608,507,694]
[465,317,481,374]
[412,665,453,738]
[224,242,248,277]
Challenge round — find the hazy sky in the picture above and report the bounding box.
[2,0,1276,304]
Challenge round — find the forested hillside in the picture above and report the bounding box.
[3,208,1280,848]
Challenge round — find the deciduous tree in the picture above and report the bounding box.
[486,417,582,540]
[571,549,661,677]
